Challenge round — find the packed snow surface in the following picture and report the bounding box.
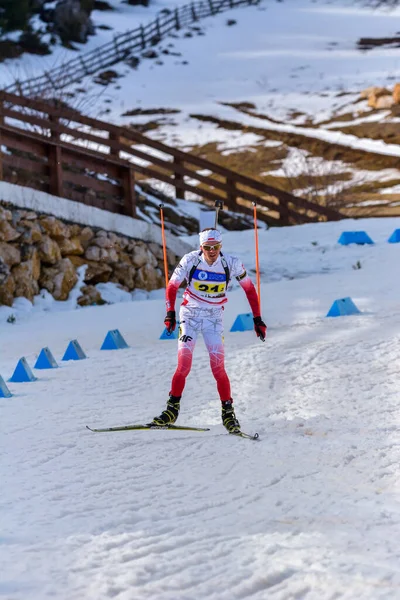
[2,216,400,599]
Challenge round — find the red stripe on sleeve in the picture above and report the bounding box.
[166,280,180,311]
[239,277,260,317]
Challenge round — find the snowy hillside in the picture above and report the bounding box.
[2,216,400,599]
[2,0,400,217]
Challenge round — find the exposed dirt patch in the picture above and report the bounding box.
[357,36,400,50]
[221,102,290,126]
[189,113,400,170]
[189,140,287,183]
[220,101,256,111]
[185,108,400,218]
[330,121,400,145]
[125,121,166,134]
[93,69,122,85]
[121,107,180,117]
[314,108,370,126]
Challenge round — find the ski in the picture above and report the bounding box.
[86,423,210,433]
[230,431,259,440]
[86,424,258,439]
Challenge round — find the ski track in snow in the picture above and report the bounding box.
[2,292,400,598]
[2,218,400,599]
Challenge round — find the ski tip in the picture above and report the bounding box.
[229,430,259,440]
[86,425,93,431]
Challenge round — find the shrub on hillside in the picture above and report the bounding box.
[53,0,95,45]
[0,0,30,34]
[18,28,51,55]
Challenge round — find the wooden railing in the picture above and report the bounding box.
[7,0,261,97]
[0,91,343,226]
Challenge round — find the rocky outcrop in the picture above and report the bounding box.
[53,0,95,44]
[393,83,400,105]
[370,94,395,110]
[360,84,400,109]
[0,204,178,307]
[367,88,393,109]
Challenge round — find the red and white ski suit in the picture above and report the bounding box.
[166,250,261,401]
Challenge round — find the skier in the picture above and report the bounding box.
[151,228,266,433]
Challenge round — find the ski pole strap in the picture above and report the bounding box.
[220,253,230,288]
[187,251,202,285]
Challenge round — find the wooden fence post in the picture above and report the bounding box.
[226,176,237,209]
[109,130,120,159]
[208,0,215,15]
[175,8,180,29]
[173,157,185,200]
[121,166,136,217]
[44,70,56,95]
[113,34,123,61]
[140,24,146,49]
[79,56,90,77]
[191,2,197,20]
[48,144,63,197]
[156,17,161,39]
[278,197,290,226]
[48,114,63,197]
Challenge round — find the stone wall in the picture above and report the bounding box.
[0,203,180,307]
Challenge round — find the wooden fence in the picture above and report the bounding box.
[0,91,343,226]
[7,0,261,97]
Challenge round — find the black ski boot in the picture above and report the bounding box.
[151,394,181,426]
[221,399,241,433]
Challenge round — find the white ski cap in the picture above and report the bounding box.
[199,229,222,246]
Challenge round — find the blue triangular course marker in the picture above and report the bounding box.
[101,329,129,350]
[337,231,374,245]
[160,327,178,340]
[9,357,37,383]
[34,347,59,369]
[230,313,254,332]
[62,340,87,361]
[388,229,400,243]
[326,297,361,318]
[0,375,12,398]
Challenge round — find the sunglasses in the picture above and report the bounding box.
[202,243,221,251]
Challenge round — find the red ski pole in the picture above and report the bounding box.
[159,204,169,287]
[252,202,261,306]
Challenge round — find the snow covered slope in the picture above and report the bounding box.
[2,216,400,599]
[3,0,400,216]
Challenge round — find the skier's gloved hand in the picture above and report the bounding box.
[253,316,267,342]
[164,310,176,333]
